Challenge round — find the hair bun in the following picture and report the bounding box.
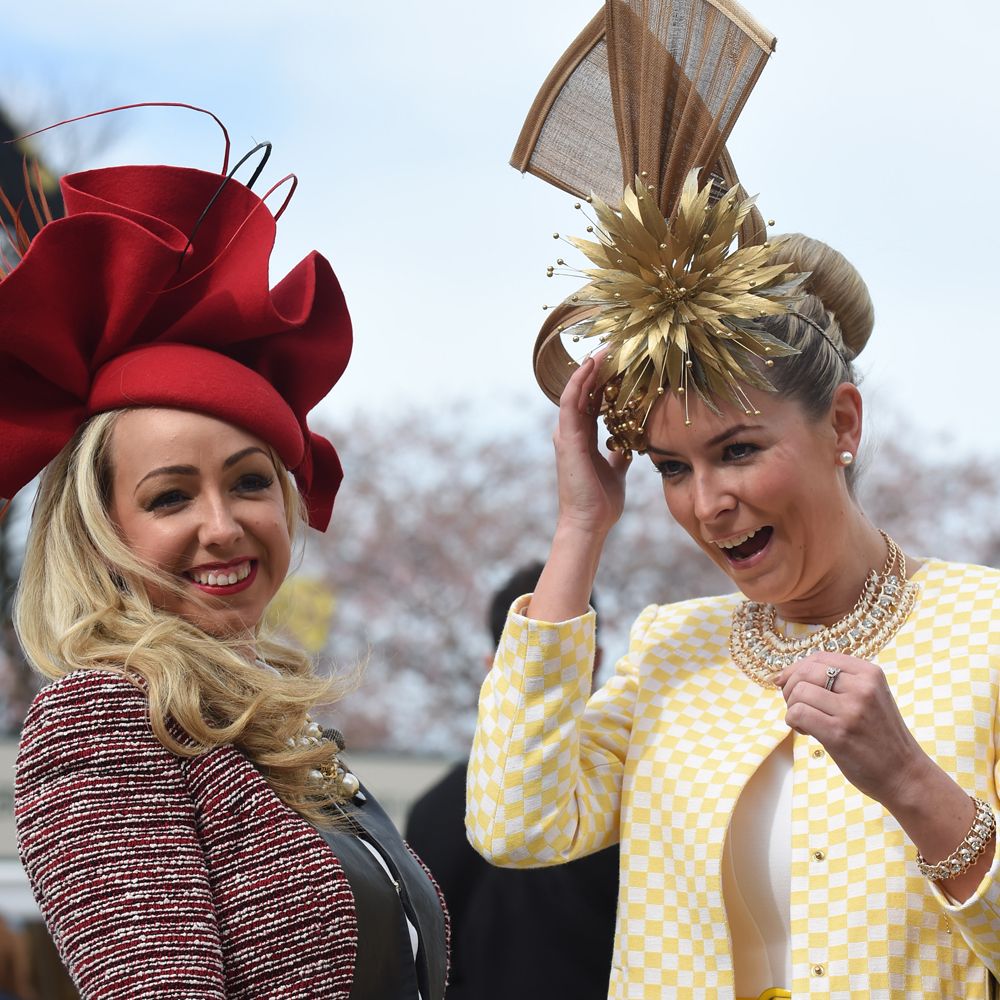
[768,233,874,357]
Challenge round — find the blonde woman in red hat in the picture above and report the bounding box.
[5,113,447,1000]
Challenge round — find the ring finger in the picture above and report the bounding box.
[783,672,842,718]
[780,659,854,702]
[822,665,844,692]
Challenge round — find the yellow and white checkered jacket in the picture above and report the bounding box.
[467,559,1000,999]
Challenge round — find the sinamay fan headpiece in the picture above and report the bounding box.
[516,0,807,456]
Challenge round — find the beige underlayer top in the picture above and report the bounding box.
[722,734,794,996]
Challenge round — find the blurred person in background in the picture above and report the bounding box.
[4,109,447,1000]
[0,915,34,1000]
[407,562,618,999]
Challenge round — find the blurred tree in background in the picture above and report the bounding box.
[3,390,999,747]
[0,97,997,749]
[299,402,1000,755]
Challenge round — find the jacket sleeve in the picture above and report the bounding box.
[925,709,1000,978]
[15,670,227,999]
[466,596,657,866]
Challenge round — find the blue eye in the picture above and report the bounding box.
[147,489,187,511]
[724,442,758,461]
[236,473,274,493]
[655,460,687,480]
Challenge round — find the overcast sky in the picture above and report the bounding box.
[3,0,998,459]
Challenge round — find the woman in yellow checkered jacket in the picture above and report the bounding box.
[466,232,1000,999]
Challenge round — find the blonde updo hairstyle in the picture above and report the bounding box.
[15,410,349,827]
[755,234,874,486]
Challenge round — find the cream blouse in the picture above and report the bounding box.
[723,735,793,995]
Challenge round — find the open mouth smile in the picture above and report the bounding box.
[713,526,774,564]
[185,559,257,594]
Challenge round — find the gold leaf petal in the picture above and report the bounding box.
[554,168,804,447]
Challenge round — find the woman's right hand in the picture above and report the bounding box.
[525,356,630,624]
[553,355,630,540]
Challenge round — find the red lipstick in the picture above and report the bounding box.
[186,559,258,595]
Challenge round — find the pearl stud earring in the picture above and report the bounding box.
[838,450,854,467]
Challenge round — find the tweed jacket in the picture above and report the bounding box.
[15,669,441,999]
[467,559,1000,999]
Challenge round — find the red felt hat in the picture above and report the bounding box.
[0,160,351,530]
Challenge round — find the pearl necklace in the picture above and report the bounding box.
[728,530,919,688]
[296,720,364,802]
[256,658,363,802]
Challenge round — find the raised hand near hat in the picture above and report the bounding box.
[526,356,630,624]
[555,355,630,535]
[777,652,996,901]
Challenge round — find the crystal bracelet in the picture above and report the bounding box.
[916,796,996,881]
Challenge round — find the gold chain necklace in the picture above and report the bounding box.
[729,530,919,688]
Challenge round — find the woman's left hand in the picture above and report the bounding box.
[776,652,931,809]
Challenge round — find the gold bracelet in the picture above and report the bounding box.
[916,796,996,881]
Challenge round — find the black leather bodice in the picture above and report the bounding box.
[319,782,447,1000]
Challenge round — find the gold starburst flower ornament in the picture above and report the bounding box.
[548,168,809,456]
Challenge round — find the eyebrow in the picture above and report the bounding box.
[134,446,269,494]
[224,446,269,469]
[645,423,764,456]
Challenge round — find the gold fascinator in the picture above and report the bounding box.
[515,0,800,456]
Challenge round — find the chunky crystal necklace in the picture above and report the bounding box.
[729,530,919,688]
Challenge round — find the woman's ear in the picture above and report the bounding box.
[829,382,863,461]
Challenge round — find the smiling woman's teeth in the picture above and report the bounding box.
[191,562,251,586]
[716,529,762,550]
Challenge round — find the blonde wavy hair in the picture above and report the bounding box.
[15,409,351,827]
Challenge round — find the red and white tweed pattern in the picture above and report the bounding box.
[16,670,357,999]
[467,560,1000,999]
